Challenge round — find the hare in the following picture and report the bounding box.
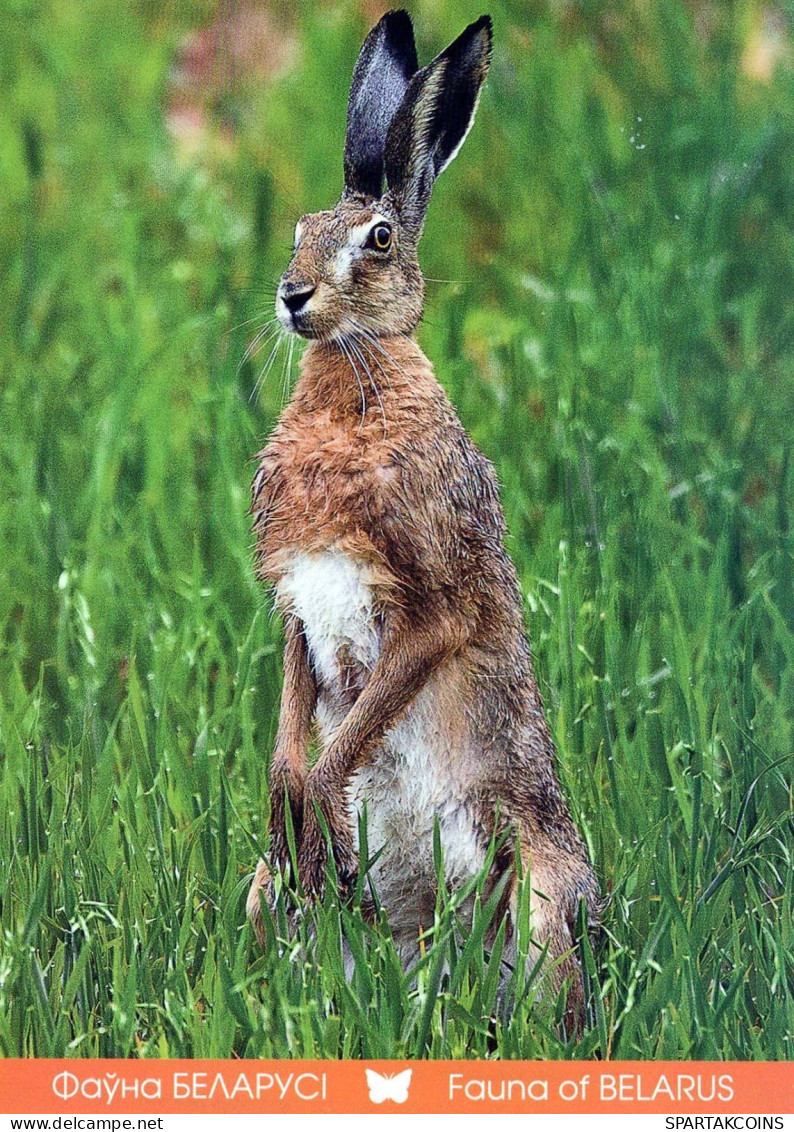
[246,10,599,1025]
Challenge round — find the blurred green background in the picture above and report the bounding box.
[1,0,793,1058]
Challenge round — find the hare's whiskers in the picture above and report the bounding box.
[343,318,394,393]
[336,335,367,430]
[278,334,291,408]
[250,330,286,403]
[241,327,281,383]
[347,331,387,433]
[239,318,280,372]
[358,338,395,393]
[355,328,412,387]
[280,334,297,408]
[341,318,388,416]
[244,332,282,399]
[229,306,277,336]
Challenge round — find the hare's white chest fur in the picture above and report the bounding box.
[276,549,485,923]
[276,549,380,681]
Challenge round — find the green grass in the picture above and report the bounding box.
[1,0,793,1059]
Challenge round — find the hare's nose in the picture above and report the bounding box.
[281,284,316,314]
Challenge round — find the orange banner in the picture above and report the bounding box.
[0,1060,792,1115]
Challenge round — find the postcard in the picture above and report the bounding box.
[1,0,791,1123]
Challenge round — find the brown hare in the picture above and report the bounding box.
[246,9,599,1026]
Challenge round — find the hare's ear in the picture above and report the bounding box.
[343,10,419,199]
[384,15,492,239]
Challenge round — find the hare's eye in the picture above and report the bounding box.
[368,223,392,251]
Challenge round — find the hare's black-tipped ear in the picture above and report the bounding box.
[384,15,492,239]
[344,10,419,199]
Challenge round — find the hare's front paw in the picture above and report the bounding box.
[268,757,304,876]
[298,793,358,903]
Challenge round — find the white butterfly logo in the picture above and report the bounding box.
[365,1068,413,1105]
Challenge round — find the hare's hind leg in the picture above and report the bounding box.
[507,829,598,1034]
[246,858,275,950]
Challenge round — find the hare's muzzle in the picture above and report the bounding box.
[278,282,316,331]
